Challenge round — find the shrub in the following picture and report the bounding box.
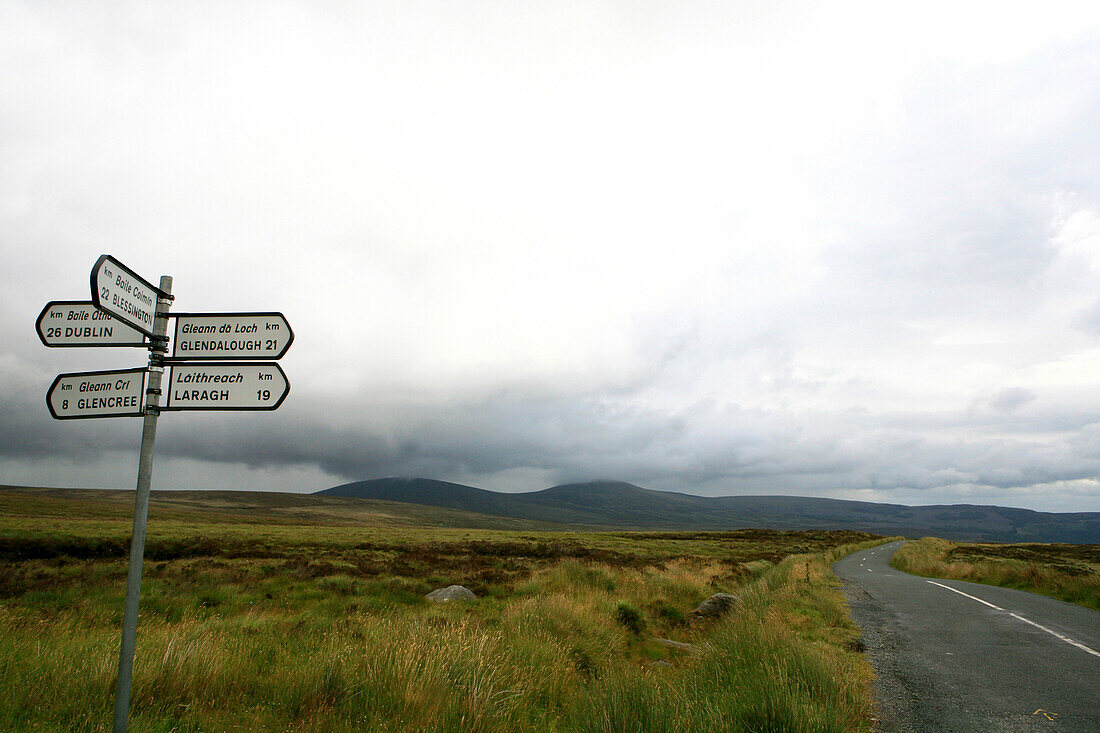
[613,602,645,634]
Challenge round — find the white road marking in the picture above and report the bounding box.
[926,581,1100,659]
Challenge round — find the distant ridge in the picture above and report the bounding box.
[317,478,1100,543]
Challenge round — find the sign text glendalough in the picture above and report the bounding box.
[170,312,293,360]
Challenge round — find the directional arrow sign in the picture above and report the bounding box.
[169,312,293,361]
[47,368,147,419]
[90,255,166,337]
[163,362,289,411]
[36,301,147,347]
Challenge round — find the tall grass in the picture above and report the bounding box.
[0,529,892,731]
[892,537,1100,610]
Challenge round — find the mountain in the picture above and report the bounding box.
[317,478,1100,543]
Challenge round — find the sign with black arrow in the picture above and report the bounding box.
[36,301,147,348]
[168,312,293,361]
[162,362,290,411]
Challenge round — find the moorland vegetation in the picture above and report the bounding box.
[0,486,894,731]
[891,537,1100,610]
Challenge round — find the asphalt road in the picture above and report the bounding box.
[834,541,1100,732]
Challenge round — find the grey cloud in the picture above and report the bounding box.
[987,387,1036,413]
[1075,298,1100,337]
[85,386,1097,503]
[10,359,1100,511]
[0,353,139,462]
[821,40,1100,323]
[152,390,690,486]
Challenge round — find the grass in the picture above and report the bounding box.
[0,486,895,731]
[891,537,1100,611]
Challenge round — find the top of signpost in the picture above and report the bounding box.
[90,255,171,337]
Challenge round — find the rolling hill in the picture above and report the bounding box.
[0,485,570,531]
[318,478,1100,543]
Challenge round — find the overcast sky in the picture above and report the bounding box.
[3,2,1100,512]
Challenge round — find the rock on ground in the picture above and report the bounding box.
[425,585,477,602]
[693,592,739,618]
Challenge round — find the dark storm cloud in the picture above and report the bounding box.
[149,389,689,485]
[0,313,140,462]
[92,382,1098,502]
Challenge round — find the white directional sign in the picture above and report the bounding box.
[163,362,289,411]
[36,301,147,348]
[170,312,293,360]
[47,368,146,420]
[90,255,165,337]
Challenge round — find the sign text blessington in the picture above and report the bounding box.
[91,255,165,336]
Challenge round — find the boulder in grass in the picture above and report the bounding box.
[692,592,738,619]
[425,585,477,602]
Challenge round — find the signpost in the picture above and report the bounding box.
[46,368,147,419]
[163,363,290,410]
[37,301,147,347]
[169,312,293,360]
[38,255,292,733]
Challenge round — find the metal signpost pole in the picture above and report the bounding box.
[112,275,172,733]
